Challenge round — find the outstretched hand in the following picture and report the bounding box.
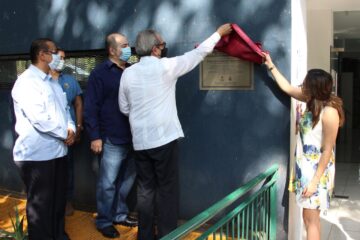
[217,23,233,37]
[262,52,274,69]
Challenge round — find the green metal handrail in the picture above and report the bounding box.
[197,174,278,239]
[161,164,279,240]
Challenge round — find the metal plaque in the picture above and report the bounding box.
[200,51,253,90]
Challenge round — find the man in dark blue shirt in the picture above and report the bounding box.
[84,33,136,239]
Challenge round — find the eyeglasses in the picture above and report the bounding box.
[156,42,166,48]
[43,49,58,55]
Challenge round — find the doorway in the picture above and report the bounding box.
[333,11,360,164]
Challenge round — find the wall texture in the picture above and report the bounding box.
[0,0,291,238]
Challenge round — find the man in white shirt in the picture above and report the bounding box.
[119,23,232,240]
[12,38,75,240]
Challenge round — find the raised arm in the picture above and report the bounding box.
[263,52,306,101]
[162,23,232,79]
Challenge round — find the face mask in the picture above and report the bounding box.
[55,59,65,72]
[119,47,131,62]
[48,54,61,70]
[160,48,168,58]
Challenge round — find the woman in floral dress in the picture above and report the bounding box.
[263,53,344,240]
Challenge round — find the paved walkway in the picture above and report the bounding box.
[0,195,201,240]
[0,195,138,239]
[321,162,360,240]
[1,162,359,239]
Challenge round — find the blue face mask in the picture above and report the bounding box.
[119,47,131,62]
[49,54,61,70]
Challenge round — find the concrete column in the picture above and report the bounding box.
[289,0,308,239]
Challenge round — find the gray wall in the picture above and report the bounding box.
[0,0,291,238]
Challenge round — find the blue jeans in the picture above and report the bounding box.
[95,139,136,229]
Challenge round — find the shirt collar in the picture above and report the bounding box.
[29,64,51,81]
[105,59,117,69]
[105,58,130,69]
[139,56,158,62]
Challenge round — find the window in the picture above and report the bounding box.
[0,50,107,90]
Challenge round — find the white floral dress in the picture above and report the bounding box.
[290,108,335,210]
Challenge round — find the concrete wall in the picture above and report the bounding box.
[306,0,360,71]
[307,9,332,71]
[0,0,292,238]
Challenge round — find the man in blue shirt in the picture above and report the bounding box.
[84,33,136,238]
[50,48,83,216]
[12,38,75,240]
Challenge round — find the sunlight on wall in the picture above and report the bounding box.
[87,2,109,30]
[39,0,70,40]
[1,130,13,150]
[153,2,183,43]
[72,16,84,38]
[237,0,272,22]
[201,91,233,116]
[120,0,214,46]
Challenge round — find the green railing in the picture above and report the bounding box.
[161,164,279,240]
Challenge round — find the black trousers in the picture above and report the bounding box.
[15,157,67,240]
[135,140,179,240]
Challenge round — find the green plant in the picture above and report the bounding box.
[0,206,28,240]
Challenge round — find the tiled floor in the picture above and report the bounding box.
[321,162,360,240]
[0,195,201,240]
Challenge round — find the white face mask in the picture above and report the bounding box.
[55,59,65,72]
[48,54,60,70]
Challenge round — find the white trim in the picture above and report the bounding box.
[289,1,307,239]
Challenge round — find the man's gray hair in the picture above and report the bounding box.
[135,29,161,57]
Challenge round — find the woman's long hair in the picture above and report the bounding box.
[302,69,345,128]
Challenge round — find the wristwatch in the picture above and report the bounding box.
[77,124,84,131]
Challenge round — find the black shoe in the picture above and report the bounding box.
[113,216,138,227]
[97,225,120,238]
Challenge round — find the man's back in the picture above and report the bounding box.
[120,31,223,150]
[120,56,183,151]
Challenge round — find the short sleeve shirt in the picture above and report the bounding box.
[58,74,82,123]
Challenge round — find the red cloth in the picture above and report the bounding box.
[215,23,266,64]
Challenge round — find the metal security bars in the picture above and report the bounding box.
[0,50,106,90]
[161,164,279,240]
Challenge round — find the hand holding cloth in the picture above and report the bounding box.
[215,23,267,64]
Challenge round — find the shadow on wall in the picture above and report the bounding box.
[2,0,289,58]
[0,92,23,192]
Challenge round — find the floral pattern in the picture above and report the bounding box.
[290,109,335,210]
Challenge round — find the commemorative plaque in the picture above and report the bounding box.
[200,51,253,90]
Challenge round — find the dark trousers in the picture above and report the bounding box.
[135,140,179,240]
[15,157,68,240]
[66,146,74,200]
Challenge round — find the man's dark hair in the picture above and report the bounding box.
[29,38,54,64]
